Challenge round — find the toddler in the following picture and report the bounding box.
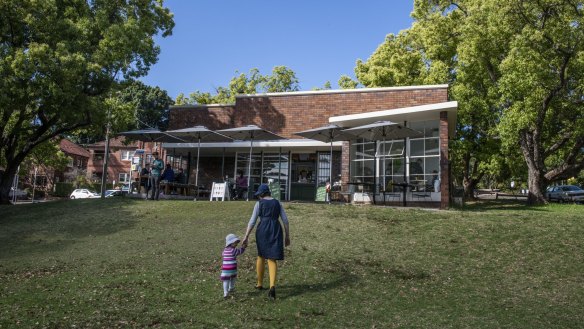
[220,233,246,299]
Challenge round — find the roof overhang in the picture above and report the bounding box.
[329,101,458,138]
[162,139,342,156]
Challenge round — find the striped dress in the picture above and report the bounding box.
[220,246,245,281]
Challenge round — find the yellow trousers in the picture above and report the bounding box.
[256,256,277,288]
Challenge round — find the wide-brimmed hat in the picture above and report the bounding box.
[225,233,240,247]
[254,184,271,197]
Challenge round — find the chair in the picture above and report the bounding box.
[380,183,402,205]
[411,184,431,202]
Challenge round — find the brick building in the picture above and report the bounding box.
[165,85,457,208]
[86,137,166,187]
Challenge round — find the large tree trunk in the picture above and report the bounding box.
[0,165,19,204]
[463,176,479,200]
[519,130,547,205]
[526,164,547,205]
[462,152,484,200]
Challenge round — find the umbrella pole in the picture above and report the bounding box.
[329,139,333,204]
[383,135,386,204]
[195,137,201,200]
[247,138,253,201]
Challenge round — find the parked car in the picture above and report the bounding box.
[546,185,584,203]
[105,190,123,198]
[70,189,99,199]
[9,188,28,200]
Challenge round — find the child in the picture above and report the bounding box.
[220,233,246,299]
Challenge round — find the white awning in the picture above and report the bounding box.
[162,139,343,155]
[329,101,458,138]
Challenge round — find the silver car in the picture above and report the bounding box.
[546,185,584,203]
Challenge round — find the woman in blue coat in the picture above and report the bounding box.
[242,184,290,299]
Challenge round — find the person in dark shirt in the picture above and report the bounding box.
[162,163,175,182]
[175,168,186,184]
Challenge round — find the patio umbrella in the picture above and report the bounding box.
[217,125,285,200]
[118,128,187,143]
[295,124,356,201]
[166,126,232,199]
[343,121,423,206]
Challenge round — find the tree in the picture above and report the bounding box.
[338,75,359,89]
[355,0,584,204]
[179,66,300,104]
[117,80,174,131]
[0,0,174,203]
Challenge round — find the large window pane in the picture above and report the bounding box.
[410,139,424,157]
[425,138,439,155]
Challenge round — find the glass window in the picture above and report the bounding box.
[350,140,375,185]
[410,139,425,157]
[425,138,439,155]
[121,150,133,161]
[376,140,404,157]
[261,153,289,200]
[118,173,129,183]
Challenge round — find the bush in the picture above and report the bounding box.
[54,182,75,197]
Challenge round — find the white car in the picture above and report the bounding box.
[70,189,99,199]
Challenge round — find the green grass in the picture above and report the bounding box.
[1,199,583,328]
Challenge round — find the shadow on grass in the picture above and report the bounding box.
[461,199,551,212]
[0,198,140,260]
[278,274,359,300]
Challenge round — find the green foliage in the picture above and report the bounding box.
[116,80,174,131]
[355,0,584,203]
[1,201,583,327]
[54,182,75,197]
[338,75,359,89]
[179,66,300,104]
[0,0,174,202]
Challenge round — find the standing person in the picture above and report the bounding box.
[242,184,290,300]
[220,234,247,299]
[235,170,248,200]
[149,151,164,200]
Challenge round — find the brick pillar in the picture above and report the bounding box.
[341,141,351,187]
[439,111,450,209]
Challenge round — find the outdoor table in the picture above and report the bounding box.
[160,182,195,196]
[391,182,415,207]
[347,182,376,204]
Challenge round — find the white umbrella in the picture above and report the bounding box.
[118,128,186,143]
[217,125,284,200]
[166,126,232,199]
[295,124,355,201]
[343,121,423,206]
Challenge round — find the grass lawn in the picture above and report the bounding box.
[1,199,583,328]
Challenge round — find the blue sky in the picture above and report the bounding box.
[141,1,414,99]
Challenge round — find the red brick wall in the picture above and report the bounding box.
[169,88,448,137]
[440,111,450,209]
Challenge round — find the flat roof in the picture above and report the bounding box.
[236,84,449,98]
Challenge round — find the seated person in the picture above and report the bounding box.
[175,168,186,184]
[298,170,308,183]
[161,163,175,182]
[235,170,248,200]
[140,164,150,193]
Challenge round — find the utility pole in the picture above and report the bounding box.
[100,107,112,198]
